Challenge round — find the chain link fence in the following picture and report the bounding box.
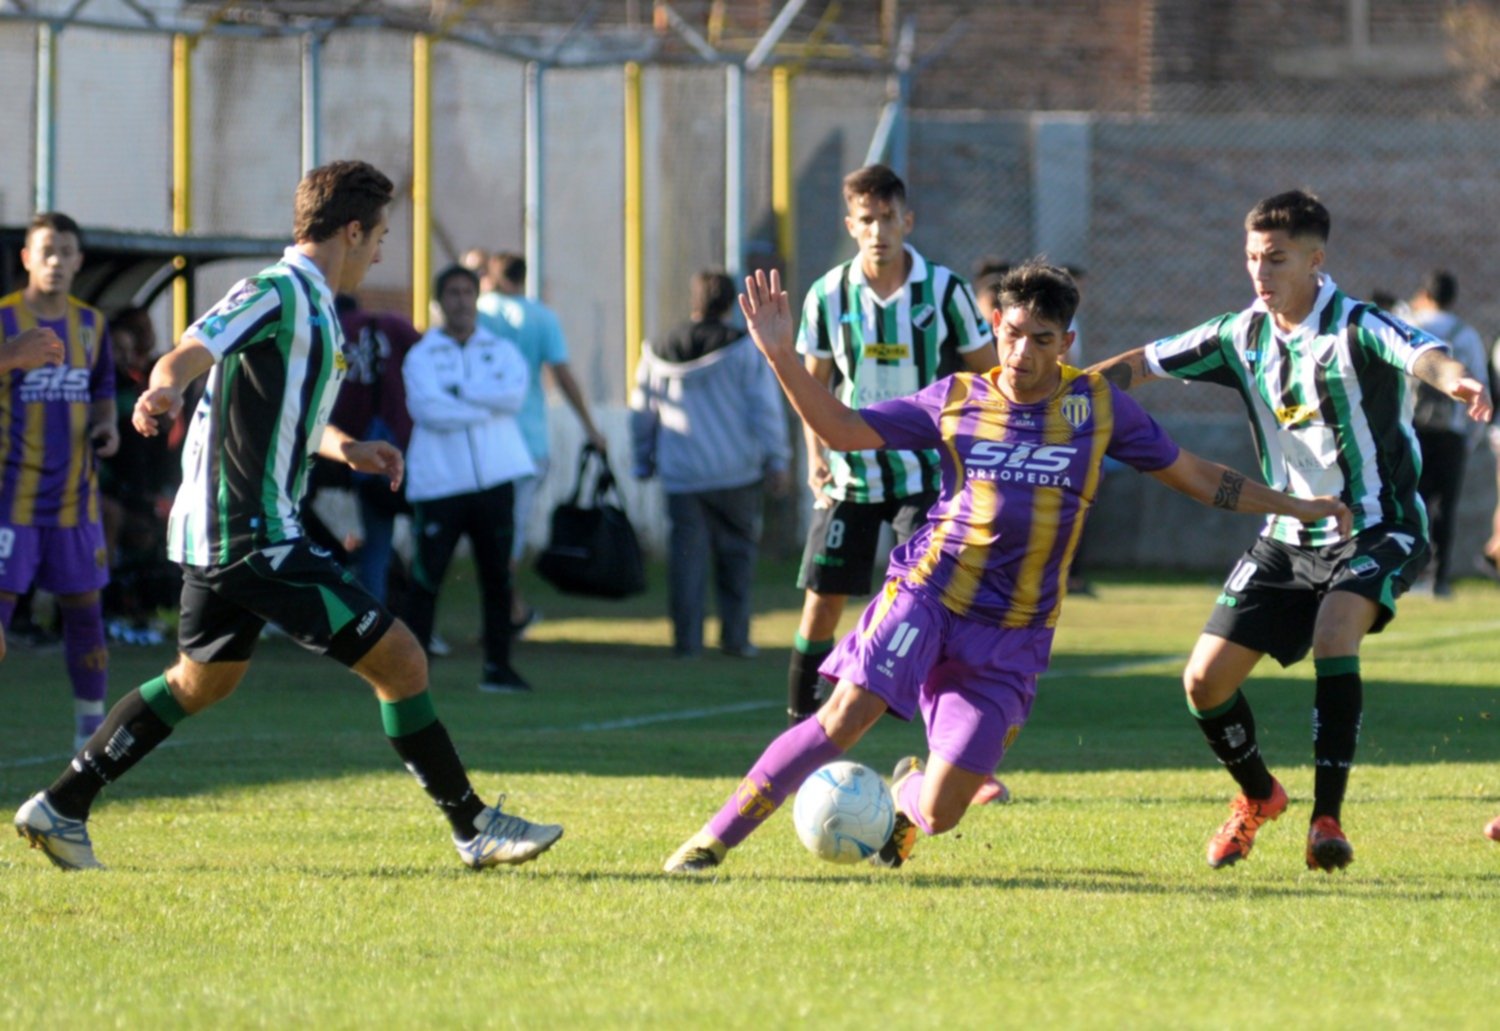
[4,7,1497,567]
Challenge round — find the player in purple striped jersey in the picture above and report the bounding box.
[0,215,118,750]
[0,325,66,661]
[664,261,1350,873]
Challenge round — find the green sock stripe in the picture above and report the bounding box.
[381,692,438,738]
[1188,691,1240,720]
[793,634,836,655]
[140,675,188,727]
[1314,656,1360,678]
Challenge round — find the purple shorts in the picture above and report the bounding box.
[0,520,109,596]
[820,579,1051,775]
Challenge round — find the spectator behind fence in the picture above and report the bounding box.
[630,268,791,659]
[332,293,419,602]
[0,213,119,750]
[474,249,607,636]
[1406,270,1488,597]
[403,264,535,694]
[99,307,179,642]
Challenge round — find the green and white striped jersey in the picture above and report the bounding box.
[1145,276,1445,547]
[168,248,347,566]
[796,245,991,503]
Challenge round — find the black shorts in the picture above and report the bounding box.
[178,538,395,666]
[1204,528,1429,667]
[797,493,935,596]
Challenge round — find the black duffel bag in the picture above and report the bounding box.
[536,444,647,599]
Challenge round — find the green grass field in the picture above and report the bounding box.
[3,561,1497,1028]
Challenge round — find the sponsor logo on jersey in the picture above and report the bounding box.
[19,365,92,401]
[864,343,910,361]
[965,440,1078,486]
[356,609,379,636]
[1059,393,1091,429]
[1275,403,1320,427]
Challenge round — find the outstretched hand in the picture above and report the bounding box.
[1452,376,1493,423]
[738,269,796,364]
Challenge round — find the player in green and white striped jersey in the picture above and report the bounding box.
[1094,190,1491,873]
[786,164,996,730]
[14,162,562,873]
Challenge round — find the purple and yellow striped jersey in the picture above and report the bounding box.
[860,367,1179,629]
[0,291,115,527]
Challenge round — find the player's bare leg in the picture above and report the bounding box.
[873,752,989,869]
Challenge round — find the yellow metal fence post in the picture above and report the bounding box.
[623,61,644,401]
[412,33,433,330]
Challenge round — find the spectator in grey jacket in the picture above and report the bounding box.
[631,269,791,658]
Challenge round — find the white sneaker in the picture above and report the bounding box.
[454,797,563,868]
[14,792,103,870]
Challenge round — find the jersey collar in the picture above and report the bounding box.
[850,244,928,300]
[280,246,334,308]
[1253,274,1338,339]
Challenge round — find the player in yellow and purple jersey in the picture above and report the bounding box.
[0,214,118,749]
[664,261,1350,874]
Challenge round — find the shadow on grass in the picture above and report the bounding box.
[3,563,1497,809]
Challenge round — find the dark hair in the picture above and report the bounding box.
[494,251,527,285]
[1245,190,1330,242]
[842,164,907,209]
[434,263,480,298]
[997,260,1080,328]
[293,160,394,243]
[1419,269,1457,309]
[691,268,735,322]
[27,211,83,249]
[973,256,1011,282]
[975,273,1006,315]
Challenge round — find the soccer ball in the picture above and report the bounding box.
[792,761,896,864]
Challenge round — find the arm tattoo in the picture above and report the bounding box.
[1212,470,1245,511]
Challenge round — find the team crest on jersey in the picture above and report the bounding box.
[911,303,936,330]
[1275,403,1319,427]
[1059,393,1091,429]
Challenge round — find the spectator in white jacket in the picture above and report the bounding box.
[403,265,535,692]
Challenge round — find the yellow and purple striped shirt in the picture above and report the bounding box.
[0,291,115,527]
[860,367,1179,630]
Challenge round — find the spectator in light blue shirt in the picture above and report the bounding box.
[472,250,607,634]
